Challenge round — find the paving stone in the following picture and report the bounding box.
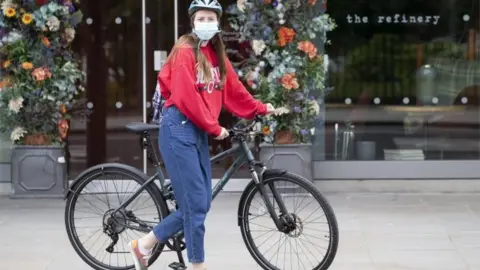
[1,193,480,269]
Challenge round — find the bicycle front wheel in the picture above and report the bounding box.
[239,172,339,270]
[65,165,168,270]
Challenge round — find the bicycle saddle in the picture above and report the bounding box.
[125,122,159,134]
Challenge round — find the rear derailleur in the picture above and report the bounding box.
[104,225,119,253]
[102,209,128,253]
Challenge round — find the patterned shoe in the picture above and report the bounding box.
[129,240,150,270]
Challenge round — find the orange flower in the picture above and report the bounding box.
[59,104,67,114]
[308,0,317,5]
[22,62,34,70]
[40,36,50,47]
[0,77,11,90]
[297,41,318,59]
[32,67,52,81]
[277,27,296,47]
[281,73,300,90]
[262,126,271,135]
[58,119,69,140]
[2,60,11,69]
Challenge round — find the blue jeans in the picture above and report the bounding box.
[152,106,212,264]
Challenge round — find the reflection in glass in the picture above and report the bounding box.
[322,0,480,161]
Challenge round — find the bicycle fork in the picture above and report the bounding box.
[251,168,290,232]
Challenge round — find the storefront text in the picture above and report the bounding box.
[346,14,441,25]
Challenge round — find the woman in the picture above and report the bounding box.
[129,0,275,269]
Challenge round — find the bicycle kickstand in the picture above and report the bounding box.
[168,237,187,270]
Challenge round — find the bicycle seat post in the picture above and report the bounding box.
[140,131,161,167]
[140,131,171,196]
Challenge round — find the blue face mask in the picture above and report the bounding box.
[193,22,220,41]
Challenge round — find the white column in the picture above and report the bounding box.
[174,0,179,41]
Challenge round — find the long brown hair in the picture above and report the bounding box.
[165,16,227,85]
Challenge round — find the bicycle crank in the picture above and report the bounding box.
[168,237,187,270]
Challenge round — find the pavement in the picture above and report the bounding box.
[1,193,480,270]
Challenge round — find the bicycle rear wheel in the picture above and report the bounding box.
[239,172,339,270]
[65,165,168,270]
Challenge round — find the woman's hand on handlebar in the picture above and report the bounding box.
[214,127,229,140]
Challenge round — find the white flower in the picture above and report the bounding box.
[64,28,76,43]
[237,0,246,12]
[1,0,16,14]
[273,107,290,116]
[1,30,23,44]
[252,40,266,56]
[46,16,60,32]
[8,97,24,113]
[259,61,265,67]
[307,99,320,115]
[10,127,27,142]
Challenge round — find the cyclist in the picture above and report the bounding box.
[129,0,275,269]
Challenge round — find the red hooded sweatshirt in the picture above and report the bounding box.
[158,44,267,137]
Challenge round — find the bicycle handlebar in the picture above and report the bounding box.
[227,115,263,138]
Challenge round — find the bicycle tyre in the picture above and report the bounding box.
[65,164,168,270]
[239,171,339,270]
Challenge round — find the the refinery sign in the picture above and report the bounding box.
[346,14,441,25]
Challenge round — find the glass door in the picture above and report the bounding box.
[68,0,147,178]
[144,0,176,176]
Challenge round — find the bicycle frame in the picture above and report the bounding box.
[114,131,290,232]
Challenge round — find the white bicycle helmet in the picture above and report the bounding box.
[188,0,223,18]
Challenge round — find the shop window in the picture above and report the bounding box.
[322,0,480,161]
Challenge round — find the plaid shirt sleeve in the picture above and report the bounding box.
[151,83,165,124]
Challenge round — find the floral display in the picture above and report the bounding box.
[228,0,335,143]
[0,0,85,145]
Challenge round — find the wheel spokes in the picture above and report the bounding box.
[246,179,333,270]
[70,172,162,269]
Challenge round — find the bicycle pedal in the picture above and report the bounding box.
[168,262,187,270]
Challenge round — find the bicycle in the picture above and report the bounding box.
[64,116,339,270]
